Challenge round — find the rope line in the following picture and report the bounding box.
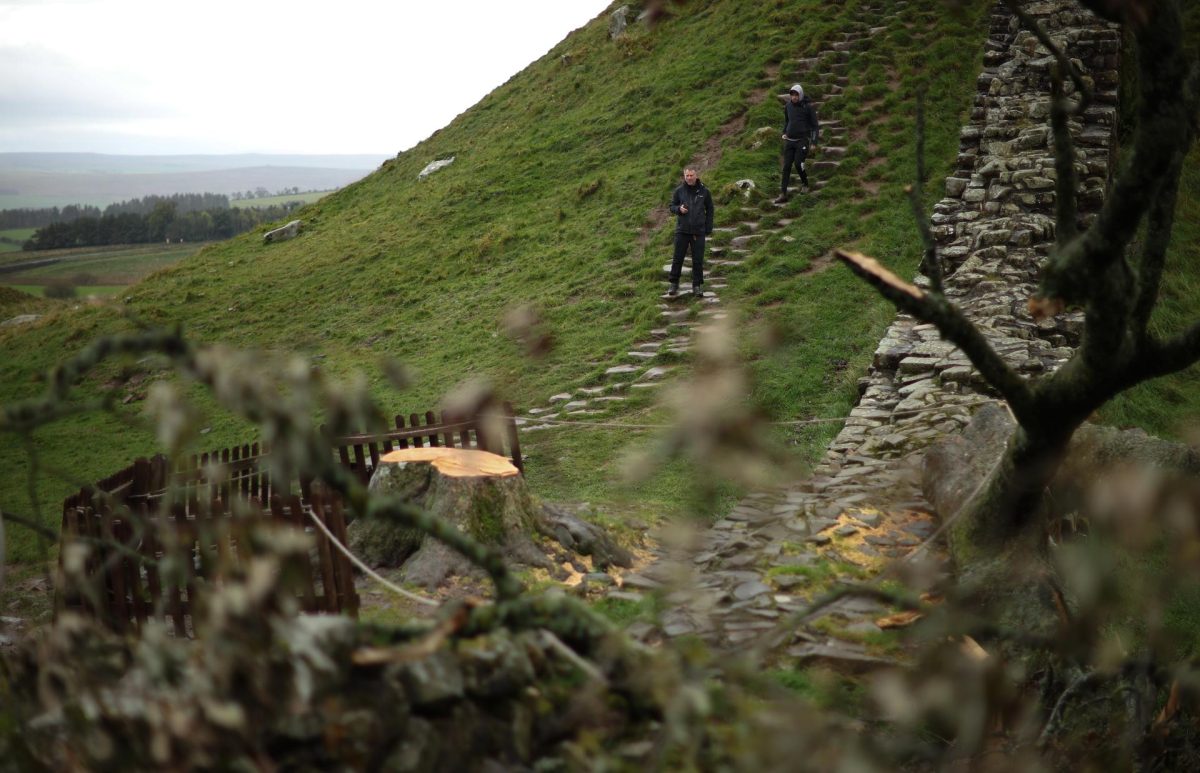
[303,506,440,608]
[507,398,991,431]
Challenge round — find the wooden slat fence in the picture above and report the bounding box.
[332,402,523,486]
[59,475,357,636]
[56,404,522,636]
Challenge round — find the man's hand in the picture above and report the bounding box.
[679,205,688,214]
[781,133,788,140]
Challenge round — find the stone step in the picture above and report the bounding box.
[730,234,764,248]
[605,364,641,378]
[662,265,723,278]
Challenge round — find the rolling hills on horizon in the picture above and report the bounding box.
[0,152,392,209]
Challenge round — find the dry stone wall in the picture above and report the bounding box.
[615,1,1123,656]
[840,0,1120,466]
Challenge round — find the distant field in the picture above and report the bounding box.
[0,227,34,253]
[0,242,205,289]
[231,190,328,209]
[6,284,125,298]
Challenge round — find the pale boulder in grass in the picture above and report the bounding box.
[263,219,302,244]
[418,156,455,180]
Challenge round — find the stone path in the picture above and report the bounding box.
[588,1,1122,669]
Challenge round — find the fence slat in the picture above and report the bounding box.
[425,411,440,447]
[394,415,410,449]
[306,493,340,613]
[504,401,524,473]
[100,508,129,634]
[118,516,149,628]
[141,501,164,625]
[328,493,358,617]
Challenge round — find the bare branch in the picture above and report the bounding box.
[837,249,1035,418]
[1132,136,1192,340]
[1076,0,1152,26]
[1003,0,1089,247]
[1139,322,1200,379]
[1038,0,1192,306]
[1050,65,1080,245]
[837,250,925,301]
[0,507,57,541]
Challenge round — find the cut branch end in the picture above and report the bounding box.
[835,249,926,301]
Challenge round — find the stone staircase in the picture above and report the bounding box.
[515,20,876,429]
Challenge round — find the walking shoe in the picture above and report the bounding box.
[667,282,678,297]
[773,193,789,204]
[692,286,703,298]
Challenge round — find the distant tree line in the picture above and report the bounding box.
[103,193,231,217]
[1,189,319,231]
[231,186,304,200]
[0,204,102,230]
[22,200,304,251]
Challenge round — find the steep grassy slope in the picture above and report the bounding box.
[0,0,996,561]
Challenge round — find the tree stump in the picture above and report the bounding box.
[358,447,550,588]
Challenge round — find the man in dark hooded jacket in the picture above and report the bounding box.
[667,167,714,298]
[776,83,820,203]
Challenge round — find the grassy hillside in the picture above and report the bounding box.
[0,0,997,561]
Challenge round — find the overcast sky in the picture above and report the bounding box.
[0,0,612,156]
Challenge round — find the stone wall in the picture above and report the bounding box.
[824,0,1120,471]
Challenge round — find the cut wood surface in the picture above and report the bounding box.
[378,447,520,478]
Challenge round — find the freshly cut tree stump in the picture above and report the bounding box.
[358,447,550,588]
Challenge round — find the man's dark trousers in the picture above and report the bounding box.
[782,140,810,193]
[669,232,705,288]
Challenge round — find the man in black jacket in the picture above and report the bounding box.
[667,167,714,298]
[776,83,820,204]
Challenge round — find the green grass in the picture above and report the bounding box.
[1098,141,1200,439]
[769,666,868,712]
[590,595,655,626]
[0,286,53,318]
[0,0,994,561]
